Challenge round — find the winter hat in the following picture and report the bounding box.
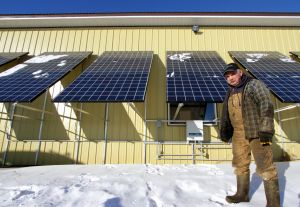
[223,63,239,76]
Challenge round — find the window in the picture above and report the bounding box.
[168,103,217,126]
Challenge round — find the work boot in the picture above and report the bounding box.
[264,178,280,207]
[226,173,250,203]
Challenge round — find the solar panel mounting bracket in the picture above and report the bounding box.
[173,103,184,120]
[274,103,300,113]
[127,102,143,118]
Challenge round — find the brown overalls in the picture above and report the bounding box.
[228,92,278,180]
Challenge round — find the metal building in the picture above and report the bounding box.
[0,13,300,166]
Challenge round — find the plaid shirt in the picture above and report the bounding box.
[220,79,274,141]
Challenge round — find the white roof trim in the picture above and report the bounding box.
[1,15,300,28]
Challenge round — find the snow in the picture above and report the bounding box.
[25,55,67,64]
[0,54,68,79]
[0,64,27,77]
[0,162,298,207]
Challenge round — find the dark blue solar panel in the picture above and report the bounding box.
[54,51,153,102]
[290,51,300,58]
[229,51,300,103]
[166,51,227,103]
[0,52,91,102]
[0,52,28,67]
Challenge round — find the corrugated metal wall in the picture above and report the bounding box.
[0,27,300,165]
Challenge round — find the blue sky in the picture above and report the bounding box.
[0,0,300,15]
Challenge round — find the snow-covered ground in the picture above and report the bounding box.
[0,162,298,207]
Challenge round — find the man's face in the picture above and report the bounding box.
[224,70,243,86]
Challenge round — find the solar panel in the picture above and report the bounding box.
[290,51,300,59]
[0,52,92,102]
[166,51,227,103]
[54,51,153,102]
[0,52,28,67]
[229,51,300,103]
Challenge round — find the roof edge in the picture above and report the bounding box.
[1,12,300,17]
[1,14,300,28]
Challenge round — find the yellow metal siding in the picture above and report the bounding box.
[0,27,300,166]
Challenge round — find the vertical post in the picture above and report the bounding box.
[74,103,83,164]
[155,120,162,159]
[200,142,203,163]
[275,99,285,158]
[35,90,49,165]
[143,97,147,164]
[192,143,195,164]
[2,102,17,167]
[74,64,85,164]
[102,103,109,164]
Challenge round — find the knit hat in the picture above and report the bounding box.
[223,63,239,76]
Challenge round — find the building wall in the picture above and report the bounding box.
[0,26,300,166]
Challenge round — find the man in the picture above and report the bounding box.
[220,63,280,207]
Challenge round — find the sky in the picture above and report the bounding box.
[0,0,300,15]
[0,162,298,207]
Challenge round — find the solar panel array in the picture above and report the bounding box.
[0,52,91,102]
[290,51,300,58]
[54,51,153,102]
[229,51,300,102]
[166,51,227,103]
[0,52,28,67]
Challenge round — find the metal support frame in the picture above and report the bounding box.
[2,102,17,167]
[275,99,284,158]
[74,103,83,164]
[35,90,49,165]
[192,143,195,164]
[151,119,225,163]
[155,141,219,162]
[127,102,143,118]
[103,103,109,164]
[173,103,184,120]
[143,97,147,164]
[74,64,86,164]
[156,120,162,159]
[3,96,300,165]
[198,142,205,163]
[274,103,300,113]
